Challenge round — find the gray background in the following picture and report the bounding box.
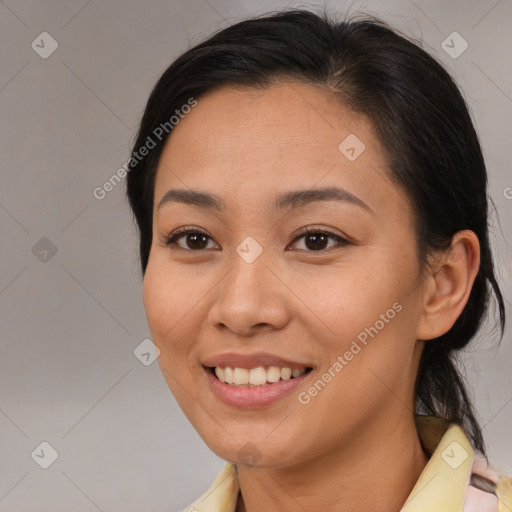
[0,0,511,510]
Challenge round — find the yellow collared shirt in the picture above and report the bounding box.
[184,416,512,512]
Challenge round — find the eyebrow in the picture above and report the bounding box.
[157,186,374,214]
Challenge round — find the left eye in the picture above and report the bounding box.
[164,227,349,252]
[290,228,350,251]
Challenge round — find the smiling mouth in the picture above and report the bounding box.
[207,366,314,387]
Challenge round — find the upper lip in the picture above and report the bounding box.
[202,352,313,370]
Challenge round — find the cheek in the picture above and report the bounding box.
[143,264,169,338]
[319,265,421,403]
[143,260,194,360]
[143,261,203,413]
[299,252,419,374]
[293,260,399,338]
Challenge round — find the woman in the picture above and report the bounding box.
[125,9,511,512]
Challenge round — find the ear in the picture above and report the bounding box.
[416,230,480,341]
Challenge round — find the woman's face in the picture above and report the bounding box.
[143,82,428,468]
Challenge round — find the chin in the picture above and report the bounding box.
[201,433,296,469]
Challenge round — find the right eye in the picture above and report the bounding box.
[164,227,219,251]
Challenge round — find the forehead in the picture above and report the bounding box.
[158,81,377,160]
[153,82,404,217]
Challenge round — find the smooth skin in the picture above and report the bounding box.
[143,82,480,512]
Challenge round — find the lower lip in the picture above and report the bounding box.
[204,368,312,409]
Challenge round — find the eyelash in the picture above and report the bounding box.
[163,226,350,252]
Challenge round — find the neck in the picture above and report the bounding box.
[235,411,429,512]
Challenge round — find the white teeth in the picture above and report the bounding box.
[248,367,267,386]
[215,367,225,381]
[280,367,292,380]
[213,365,309,386]
[233,368,249,385]
[224,367,234,384]
[267,366,281,382]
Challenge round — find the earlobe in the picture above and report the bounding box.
[415,230,480,341]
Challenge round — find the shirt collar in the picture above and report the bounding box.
[401,415,474,511]
[187,415,474,512]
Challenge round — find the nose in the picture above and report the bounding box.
[207,241,291,337]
